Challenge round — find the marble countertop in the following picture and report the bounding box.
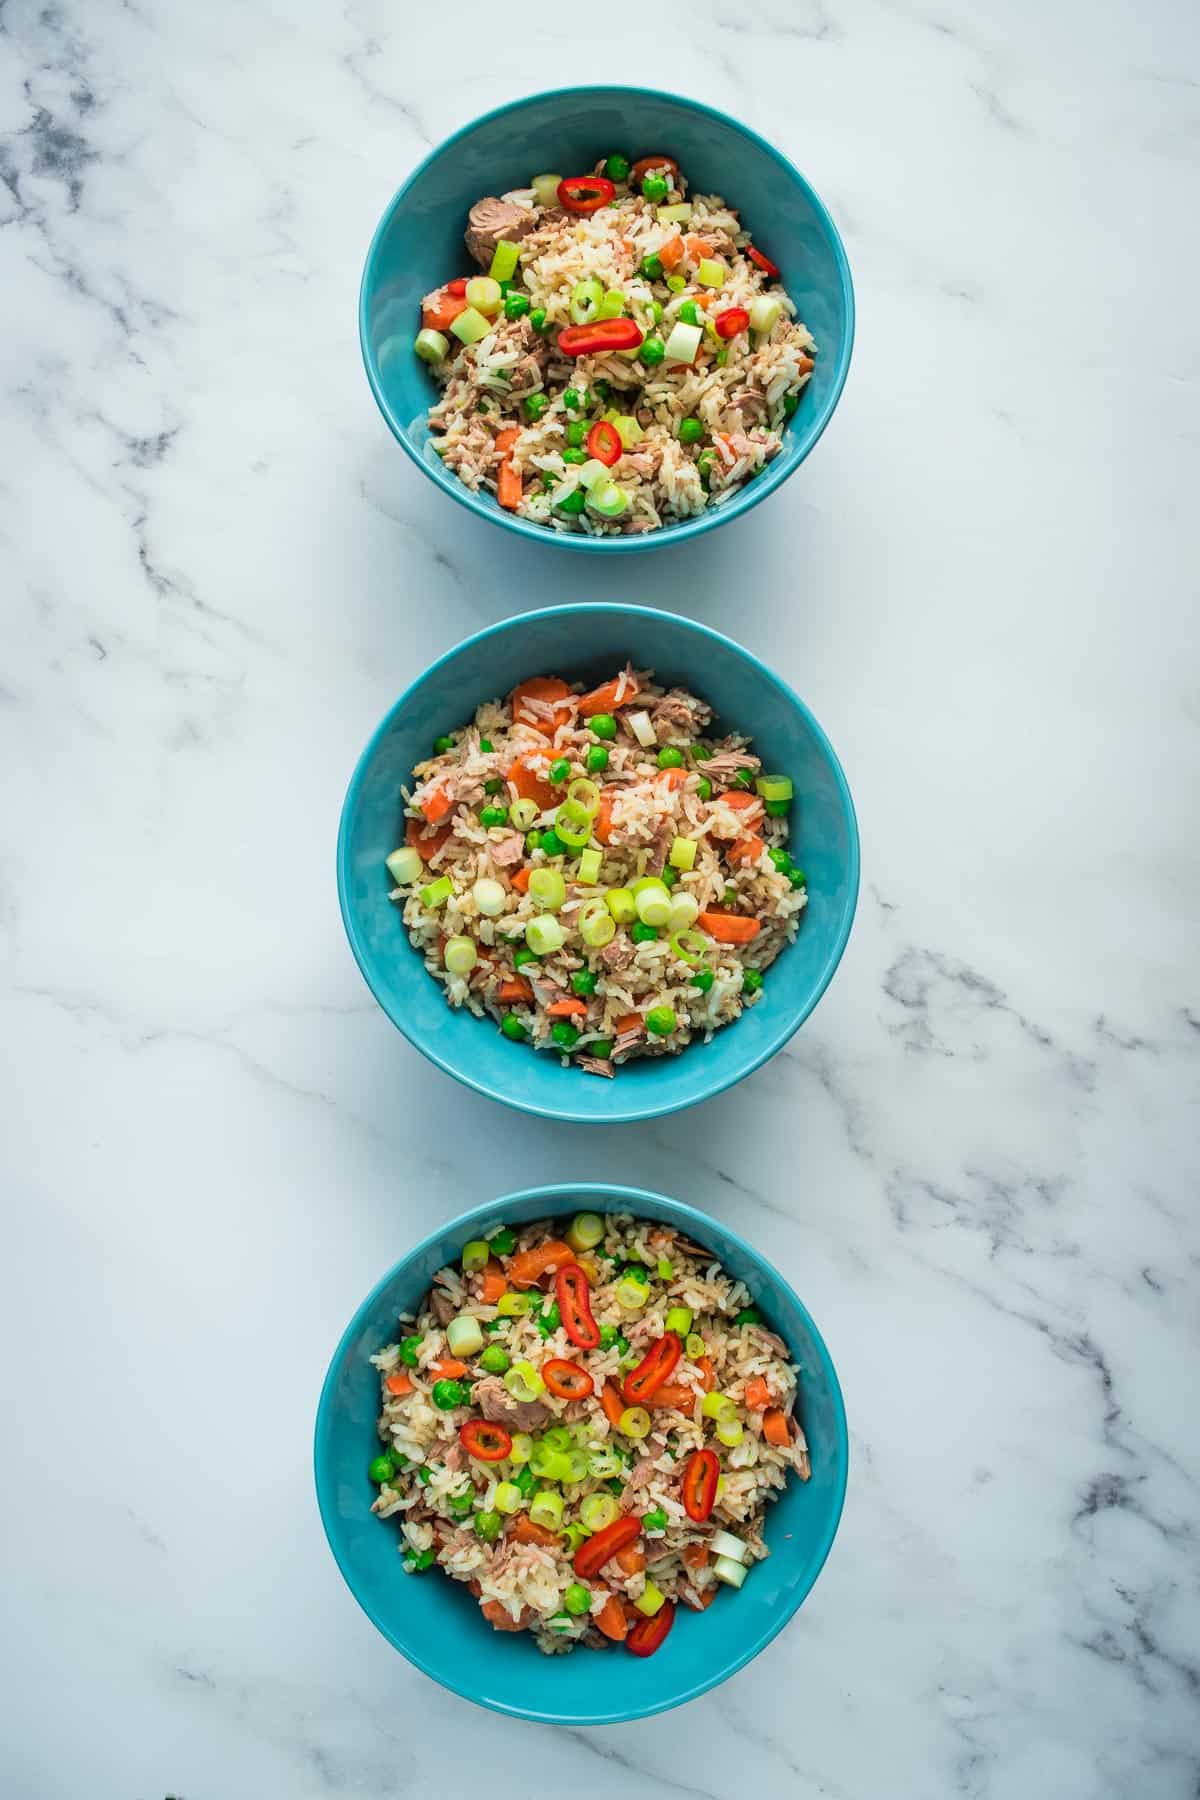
[3,1,1198,1794]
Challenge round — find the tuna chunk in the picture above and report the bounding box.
[465,196,536,268]
[600,937,634,973]
[473,1373,552,1434]
[490,832,525,868]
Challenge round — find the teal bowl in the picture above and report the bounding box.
[337,604,859,1124]
[315,1183,848,1724]
[360,85,854,553]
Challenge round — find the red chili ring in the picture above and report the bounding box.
[626,1600,676,1657]
[459,1419,513,1462]
[557,317,645,358]
[681,1447,720,1522]
[714,307,750,340]
[555,1263,601,1350]
[557,175,616,215]
[574,1515,642,1580]
[746,243,781,279]
[541,1358,595,1401]
[586,420,622,467]
[622,1332,683,1406]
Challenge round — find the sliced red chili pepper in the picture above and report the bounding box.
[622,1332,682,1405]
[587,420,621,467]
[714,307,750,341]
[541,1358,595,1401]
[626,1600,676,1657]
[681,1448,720,1522]
[460,1419,513,1462]
[574,1515,642,1580]
[746,243,781,279]
[557,175,616,215]
[557,318,645,357]
[555,1262,601,1351]
[630,156,679,188]
[446,277,469,296]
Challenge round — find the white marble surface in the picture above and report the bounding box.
[2,0,1198,1793]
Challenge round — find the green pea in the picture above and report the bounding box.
[541,470,557,491]
[590,1037,614,1059]
[648,299,664,324]
[696,777,712,800]
[416,1465,434,1486]
[514,947,540,969]
[572,968,597,996]
[368,1454,396,1484]
[549,758,571,784]
[765,798,789,817]
[539,829,566,857]
[691,967,714,992]
[432,1378,468,1410]
[789,867,807,890]
[598,1323,619,1349]
[448,1487,474,1516]
[678,416,703,444]
[504,292,530,320]
[523,391,546,419]
[677,300,701,326]
[661,865,679,887]
[742,968,764,995]
[642,1506,668,1531]
[566,420,587,447]
[479,1345,510,1374]
[638,335,665,366]
[500,1014,528,1042]
[479,804,508,827]
[398,1335,423,1367]
[433,735,455,754]
[640,253,664,280]
[479,739,493,753]
[657,745,684,769]
[563,387,582,410]
[590,712,617,740]
[641,174,668,203]
[734,769,755,788]
[631,922,658,943]
[783,392,799,416]
[514,1464,536,1497]
[556,488,586,514]
[607,1476,625,1495]
[525,831,542,852]
[769,847,791,873]
[562,448,587,465]
[474,1509,503,1542]
[564,1582,592,1616]
[624,1262,649,1283]
[594,380,611,401]
[483,777,503,795]
[735,1306,761,1326]
[489,1227,516,1254]
[536,1300,561,1336]
[530,307,548,332]
[585,744,609,774]
[552,1021,580,1049]
[404,1547,436,1572]
[604,153,631,182]
[696,450,717,487]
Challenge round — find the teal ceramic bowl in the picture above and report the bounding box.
[337,604,859,1124]
[315,1183,848,1723]
[360,85,854,552]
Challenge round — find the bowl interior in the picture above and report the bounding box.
[361,86,853,550]
[315,1185,848,1724]
[338,606,859,1124]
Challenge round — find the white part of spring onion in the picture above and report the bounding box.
[580,1491,619,1532]
[616,1279,649,1313]
[488,239,521,283]
[710,1528,748,1562]
[505,1361,545,1402]
[668,835,697,872]
[634,1578,666,1616]
[587,480,628,520]
[449,305,491,345]
[635,886,672,927]
[606,887,637,924]
[493,1480,522,1514]
[461,1240,490,1273]
[566,1211,605,1252]
[472,877,507,917]
[526,914,565,956]
[627,709,658,748]
[662,320,702,365]
[667,893,700,933]
[509,1431,534,1463]
[529,868,566,911]
[685,1332,707,1359]
[531,171,563,209]
[577,847,603,885]
[696,257,726,288]
[606,412,644,448]
[444,935,478,977]
[715,1416,745,1448]
[497,1292,534,1317]
[509,796,540,830]
[577,457,612,491]
[749,294,783,334]
[529,1487,564,1530]
[414,327,449,366]
[755,773,794,802]
[713,1554,748,1588]
[465,275,502,317]
[579,899,616,947]
[446,1314,484,1358]
[385,846,424,886]
[701,1391,737,1423]
[656,203,693,223]
[665,1305,694,1335]
[619,1406,651,1440]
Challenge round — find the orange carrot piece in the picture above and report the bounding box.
[507,750,555,809]
[495,426,520,454]
[430,1358,470,1379]
[762,1408,792,1448]
[509,1514,559,1546]
[616,1544,646,1575]
[744,1375,771,1411]
[480,1597,529,1630]
[406,817,453,860]
[511,676,573,737]
[684,1585,717,1611]
[578,674,640,717]
[547,996,588,1018]
[509,866,531,894]
[384,1370,413,1396]
[507,1239,574,1288]
[684,233,716,262]
[595,1591,630,1641]
[727,834,765,867]
[498,976,533,1003]
[600,1381,626,1429]
[682,1542,710,1570]
[480,1259,507,1304]
[422,288,467,332]
[698,911,761,945]
[647,1382,696,1410]
[421,787,452,825]
[658,232,685,272]
[695,1355,716,1392]
[722,788,762,811]
[658,767,687,790]
[594,788,617,844]
[614,1012,643,1036]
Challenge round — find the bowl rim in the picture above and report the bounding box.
[358,82,856,554]
[336,602,861,1124]
[313,1180,849,1725]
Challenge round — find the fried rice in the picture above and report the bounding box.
[385,665,808,1076]
[368,1214,811,1655]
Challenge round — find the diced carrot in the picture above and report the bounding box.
[595,1591,630,1641]
[616,1544,646,1575]
[480,1598,529,1631]
[695,1355,716,1392]
[510,1514,559,1547]
[722,788,762,811]
[578,673,640,717]
[647,1382,696,1410]
[497,462,523,511]
[384,1370,413,1396]
[406,817,453,860]
[698,911,761,945]
[600,1381,626,1429]
[495,426,520,454]
[547,996,588,1018]
[421,786,452,825]
[594,789,617,844]
[683,1585,717,1611]
[507,750,555,809]
[682,1543,710,1570]
[430,1358,470,1379]
[684,233,716,262]
[658,232,685,272]
[744,1375,771,1411]
[727,834,765,867]
[498,976,533,1003]
[509,866,531,894]
[762,1408,792,1448]
[421,288,467,332]
[480,1259,507,1304]
[511,676,573,737]
[507,1239,574,1288]
[614,1012,643,1036]
[659,767,687,790]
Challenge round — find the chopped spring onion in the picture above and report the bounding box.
[471,876,507,917]
[510,796,540,830]
[627,709,658,748]
[577,456,613,491]
[587,480,629,520]
[668,835,697,872]
[496,1291,535,1317]
[696,257,726,288]
[567,1211,605,1252]
[562,1448,589,1484]
[701,1392,738,1424]
[606,887,637,925]
[493,1480,523,1514]
[665,1306,694,1335]
[385,845,424,886]
[529,1488,564,1531]
[662,320,703,365]
[570,277,605,324]
[616,1277,650,1312]
[465,276,503,317]
[563,1521,592,1554]
[419,875,453,909]
[749,294,783,336]
[685,1332,707,1359]
[577,847,603,885]
[587,1448,623,1479]
[446,1314,484,1358]
[462,1240,491,1273]
[714,1554,748,1589]
[488,239,521,283]
[566,777,601,816]
[711,1528,748,1562]
[529,868,566,911]
[606,412,644,449]
[656,202,693,223]
[579,898,616,947]
[531,171,563,208]
[551,803,592,851]
[530,1442,571,1481]
[634,883,671,928]
[444,936,478,977]
[504,1361,546,1402]
[526,914,565,956]
[599,290,626,319]
[618,1406,652,1440]
[715,1416,745,1448]
[414,327,449,366]
[667,895,701,934]
[657,1258,674,1280]
[450,305,492,345]
[509,1432,534,1464]
[634,1578,666,1617]
[546,1612,575,1634]
[755,773,793,802]
[542,1426,572,1452]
